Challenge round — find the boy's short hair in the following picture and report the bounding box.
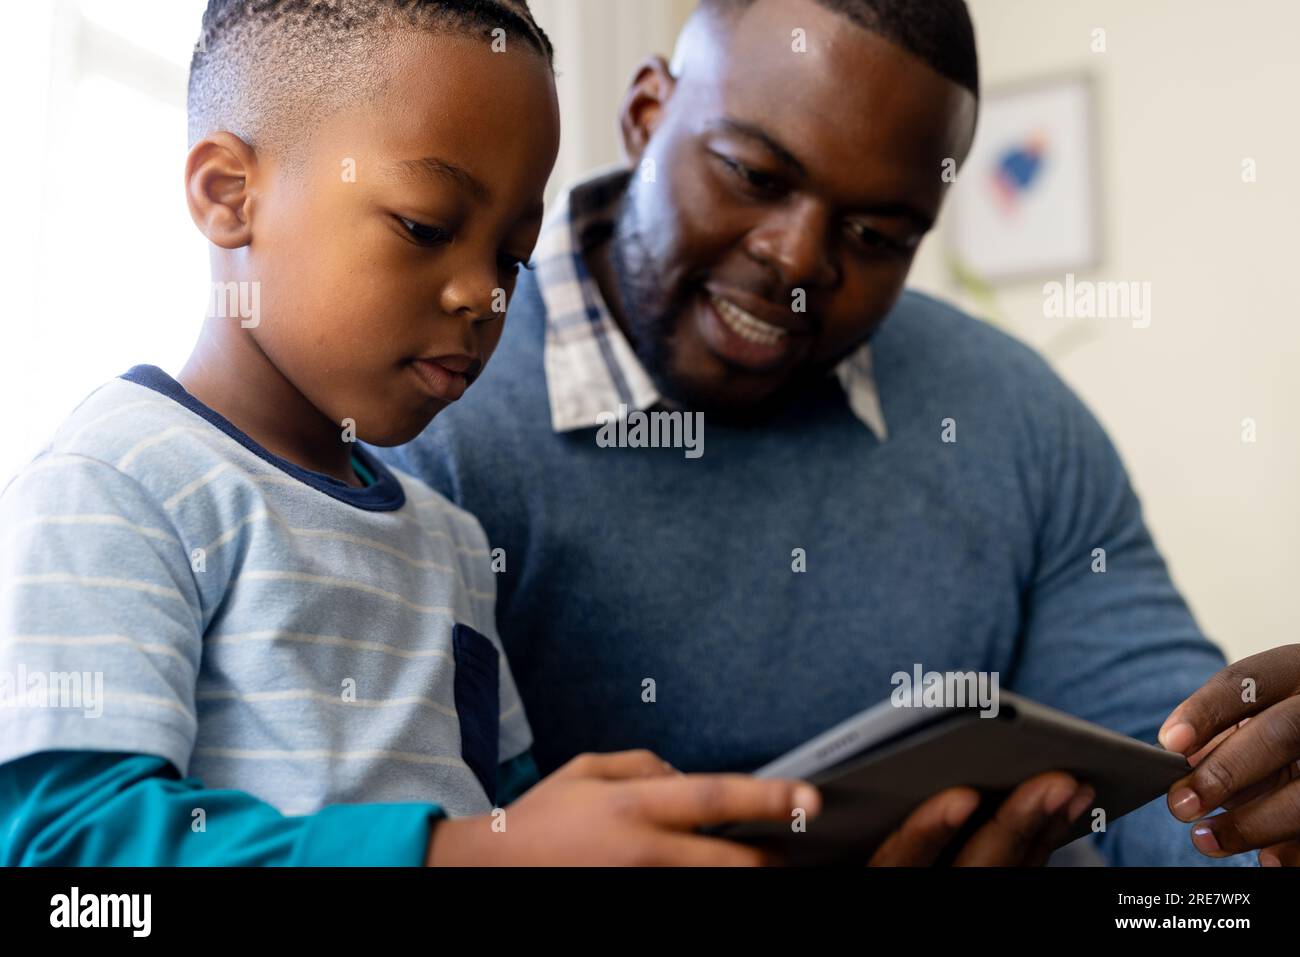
[188,0,554,155]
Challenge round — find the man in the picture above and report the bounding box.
[1159,645,1300,866]
[381,0,1251,865]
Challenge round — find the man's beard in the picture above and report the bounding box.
[606,190,697,404]
[606,188,839,426]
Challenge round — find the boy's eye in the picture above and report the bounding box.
[396,216,451,247]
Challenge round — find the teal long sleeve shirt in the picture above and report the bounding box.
[0,749,540,866]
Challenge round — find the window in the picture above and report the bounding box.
[1,0,208,484]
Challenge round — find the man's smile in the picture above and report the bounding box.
[695,288,813,373]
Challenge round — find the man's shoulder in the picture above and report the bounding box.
[875,290,1085,419]
[878,290,1054,379]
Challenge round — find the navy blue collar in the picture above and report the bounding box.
[120,365,405,512]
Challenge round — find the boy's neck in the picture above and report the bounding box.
[178,319,363,487]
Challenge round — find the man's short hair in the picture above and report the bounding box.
[701,0,979,99]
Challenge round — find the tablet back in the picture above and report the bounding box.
[714,692,1190,865]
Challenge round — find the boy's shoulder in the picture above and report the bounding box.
[0,373,245,559]
[5,371,234,508]
[7,365,494,558]
[44,372,205,465]
[384,459,493,552]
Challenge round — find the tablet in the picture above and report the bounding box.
[709,691,1190,865]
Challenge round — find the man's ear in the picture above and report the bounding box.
[618,55,676,166]
[185,132,258,249]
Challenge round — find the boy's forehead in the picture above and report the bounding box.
[375,29,556,124]
[304,30,558,179]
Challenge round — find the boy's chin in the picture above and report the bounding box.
[361,408,445,447]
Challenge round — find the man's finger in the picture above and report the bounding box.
[1187,777,1300,856]
[952,771,1079,866]
[1259,840,1300,867]
[1187,719,1248,768]
[1159,644,1300,756]
[633,774,820,829]
[1218,772,1288,812]
[1023,785,1097,866]
[1219,760,1297,811]
[868,787,981,866]
[1168,696,1300,822]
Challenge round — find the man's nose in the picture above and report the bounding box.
[745,200,839,293]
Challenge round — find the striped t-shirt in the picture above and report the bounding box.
[0,365,530,817]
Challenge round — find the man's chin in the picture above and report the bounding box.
[654,368,802,427]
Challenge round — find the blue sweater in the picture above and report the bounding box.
[381,279,1251,867]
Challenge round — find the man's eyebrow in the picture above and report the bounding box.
[387,156,491,203]
[709,118,936,233]
[711,118,807,177]
[853,201,934,234]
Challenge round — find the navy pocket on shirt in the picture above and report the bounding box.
[452,623,500,805]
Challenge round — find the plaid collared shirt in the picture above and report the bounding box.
[534,168,889,440]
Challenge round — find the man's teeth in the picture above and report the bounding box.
[710,295,788,346]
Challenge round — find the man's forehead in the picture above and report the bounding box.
[672,11,974,211]
[675,1,977,170]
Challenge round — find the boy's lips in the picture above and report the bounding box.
[409,354,480,403]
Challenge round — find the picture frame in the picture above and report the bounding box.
[946,72,1102,284]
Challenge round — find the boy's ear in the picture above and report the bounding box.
[185,132,258,249]
[618,55,676,166]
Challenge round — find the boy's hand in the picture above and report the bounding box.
[1159,644,1300,865]
[867,771,1094,865]
[426,749,821,866]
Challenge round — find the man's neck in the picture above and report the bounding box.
[177,319,362,487]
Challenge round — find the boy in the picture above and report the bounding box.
[0,0,816,866]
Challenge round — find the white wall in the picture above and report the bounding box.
[0,0,210,488]
[529,0,695,198]
[909,0,1300,662]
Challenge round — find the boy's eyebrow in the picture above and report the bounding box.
[387,156,491,203]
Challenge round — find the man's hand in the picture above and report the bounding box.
[1159,644,1300,866]
[426,749,821,865]
[868,771,1094,866]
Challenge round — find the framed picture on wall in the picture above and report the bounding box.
[946,73,1101,284]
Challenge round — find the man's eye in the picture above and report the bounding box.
[396,217,451,247]
[847,221,905,254]
[720,156,782,195]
